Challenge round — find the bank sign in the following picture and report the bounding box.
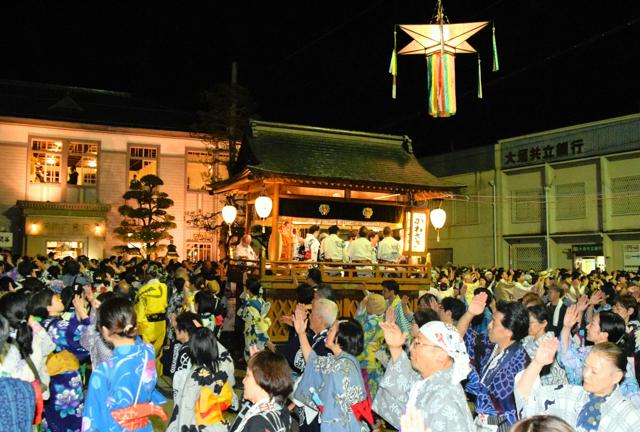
[500,116,640,169]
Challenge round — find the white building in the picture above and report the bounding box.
[0,80,227,260]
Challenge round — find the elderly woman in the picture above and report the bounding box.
[293,312,372,432]
[229,350,293,432]
[521,305,567,385]
[372,316,474,432]
[516,339,640,431]
[559,302,640,406]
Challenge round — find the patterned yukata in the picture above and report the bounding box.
[515,374,640,432]
[42,314,90,432]
[82,340,166,432]
[354,306,385,399]
[293,351,370,432]
[464,329,529,430]
[168,341,236,432]
[521,332,568,386]
[388,296,412,336]
[372,351,474,432]
[558,338,640,407]
[237,294,271,362]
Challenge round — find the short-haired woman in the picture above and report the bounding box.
[516,339,640,431]
[293,312,373,431]
[229,351,293,432]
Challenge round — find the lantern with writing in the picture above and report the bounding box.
[403,210,428,255]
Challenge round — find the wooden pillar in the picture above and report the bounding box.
[269,183,281,260]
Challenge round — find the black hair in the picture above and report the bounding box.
[413,309,439,328]
[17,260,34,278]
[295,283,315,305]
[47,265,61,279]
[28,289,56,319]
[597,311,634,357]
[0,276,16,292]
[245,277,263,297]
[474,287,493,305]
[194,290,221,317]
[381,279,400,295]
[188,327,221,372]
[308,224,320,235]
[175,311,203,336]
[307,268,322,285]
[441,297,466,321]
[496,301,530,342]
[98,297,137,339]
[174,277,186,292]
[21,277,45,294]
[600,284,617,307]
[335,317,364,357]
[418,293,438,308]
[358,226,368,238]
[615,294,638,320]
[328,225,339,235]
[0,292,33,359]
[527,304,551,332]
[62,260,80,276]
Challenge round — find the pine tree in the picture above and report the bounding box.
[113,174,176,258]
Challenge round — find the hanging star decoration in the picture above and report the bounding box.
[389,0,499,118]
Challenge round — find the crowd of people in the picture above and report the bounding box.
[1,246,640,432]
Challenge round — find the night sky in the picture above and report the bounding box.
[2,1,639,157]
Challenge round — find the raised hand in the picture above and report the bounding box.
[385,304,396,324]
[73,294,88,320]
[293,304,308,335]
[467,292,488,316]
[379,320,407,349]
[576,295,589,313]
[589,290,605,306]
[533,337,559,367]
[279,314,294,327]
[563,304,582,330]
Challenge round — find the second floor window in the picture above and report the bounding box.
[128,146,157,186]
[30,139,98,185]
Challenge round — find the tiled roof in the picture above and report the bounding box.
[0,80,196,132]
[238,120,463,192]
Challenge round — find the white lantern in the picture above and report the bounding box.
[222,205,237,225]
[430,208,447,242]
[255,195,273,219]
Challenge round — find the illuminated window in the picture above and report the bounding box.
[68,142,98,186]
[30,139,62,183]
[186,150,213,191]
[128,146,158,185]
[186,242,213,262]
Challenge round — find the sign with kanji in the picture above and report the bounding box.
[0,232,13,248]
[572,244,603,256]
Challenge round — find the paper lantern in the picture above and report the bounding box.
[222,205,237,225]
[430,208,447,242]
[255,195,273,219]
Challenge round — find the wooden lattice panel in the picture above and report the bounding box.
[266,297,297,342]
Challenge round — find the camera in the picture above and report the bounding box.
[72,283,84,296]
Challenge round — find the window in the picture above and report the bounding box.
[612,175,640,216]
[186,150,213,191]
[453,195,479,225]
[68,142,98,185]
[555,183,586,220]
[513,245,545,271]
[30,139,98,185]
[30,139,62,183]
[186,242,213,262]
[511,189,543,223]
[128,146,158,185]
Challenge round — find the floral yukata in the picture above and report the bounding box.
[354,306,385,399]
[515,374,640,432]
[82,340,166,432]
[293,351,372,432]
[42,314,90,432]
[464,329,529,431]
[372,351,474,432]
[521,332,567,386]
[168,341,236,432]
[237,294,271,362]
